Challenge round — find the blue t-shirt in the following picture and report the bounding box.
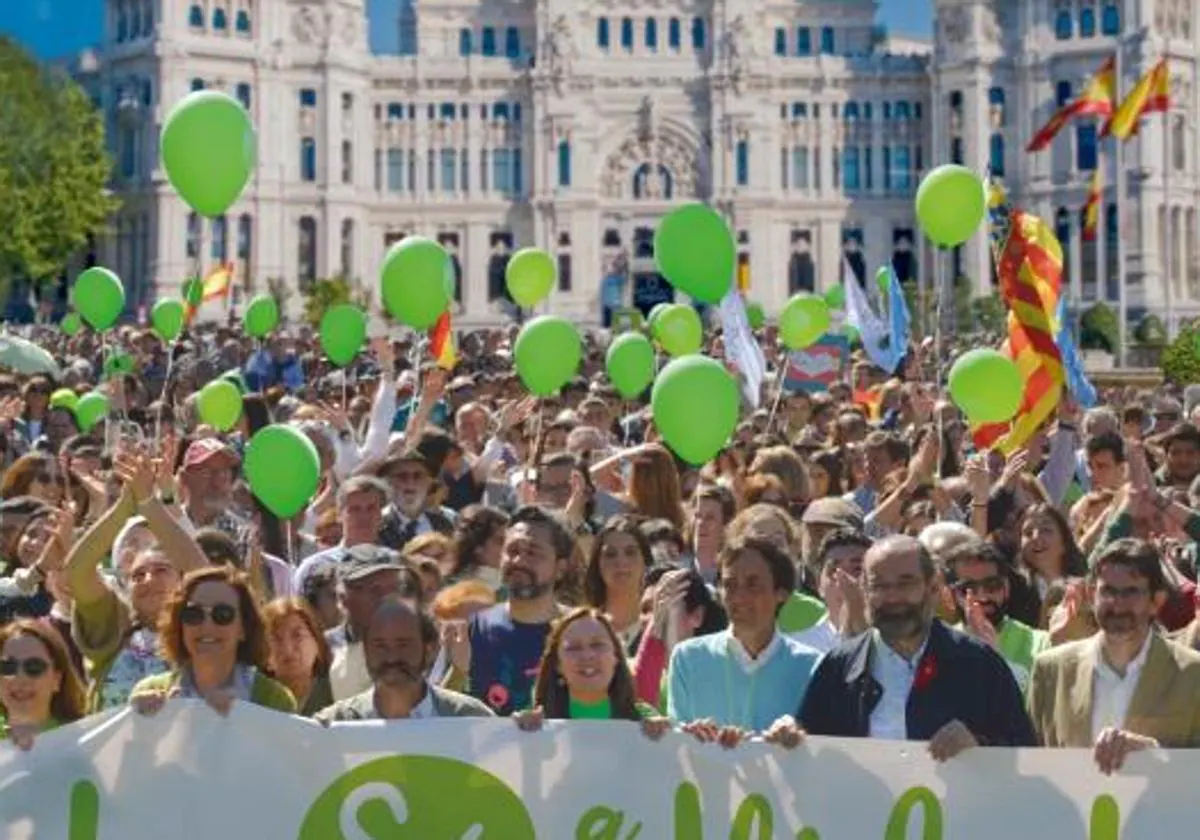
[467,604,551,716]
[390,399,451,432]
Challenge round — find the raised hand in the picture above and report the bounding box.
[113,449,156,504]
[370,337,396,374]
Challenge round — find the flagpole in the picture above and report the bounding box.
[1163,76,1173,338]
[1095,141,1106,327]
[1115,46,1128,368]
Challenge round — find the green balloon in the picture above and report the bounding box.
[72,267,126,331]
[746,301,765,330]
[380,236,451,329]
[61,313,83,337]
[150,299,186,342]
[655,303,704,357]
[647,303,671,334]
[654,203,735,304]
[182,278,203,308]
[843,324,861,343]
[319,304,367,367]
[779,293,831,350]
[161,91,255,217]
[73,392,110,433]
[915,164,987,248]
[243,294,279,338]
[514,315,582,396]
[651,355,740,465]
[103,351,135,378]
[197,380,244,432]
[824,284,846,310]
[606,332,656,399]
[876,266,892,297]
[948,348,1023,423]
[220,369,249,394]
[49,388,78,412]
[244,425,321,518]
[505,247,556,308]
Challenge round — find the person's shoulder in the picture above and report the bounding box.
[1032,637,1092,670]
[1157,632,1200,673]
[671,631,726,661]
[252,672,298,713]
[431,685,495,717]
[314,689,375,723]
[468,603,508,632]
[779,633,824,663]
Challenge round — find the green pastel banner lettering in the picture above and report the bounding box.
[884,787,943,840]
[68,780,99,840]
[1089,795,1120,840]
[730,793,775,840]
[576,805,643,839]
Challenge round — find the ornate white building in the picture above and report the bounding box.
[77,0,1200,329]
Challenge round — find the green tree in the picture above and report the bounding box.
[1080,302,1119,354]
[265,277,293,320]
[1160,322,1200,385]
[301,275,371,326]
[1134,314,1167,347]
[0,38,116,295]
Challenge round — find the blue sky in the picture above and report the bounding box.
[1,0,932,60]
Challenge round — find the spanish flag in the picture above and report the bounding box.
[1027,57,1116,152]
[201,263,234,301]
[971,178,1065,453]
[1082,170,1103,241]
[428,311,456,370]
[1102,58,1170,140]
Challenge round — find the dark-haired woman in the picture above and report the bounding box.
[0,619,86,750]
[584,516,652,654]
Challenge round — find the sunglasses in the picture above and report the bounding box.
[180,603,239,627]
[0,656,50,678]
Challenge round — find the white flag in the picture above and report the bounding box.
[718,291,766,408]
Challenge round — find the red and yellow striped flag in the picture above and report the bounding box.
[1082,170,1103,241]
[428,311,456,370]
[1101,58,1170,140]
[971,179,1065,453]
[1027,57,1116,152]
[201,263,234,301]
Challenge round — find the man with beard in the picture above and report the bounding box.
[1028,539,1200,773]
[465,506,571,715]
[176,439,244,539]
[943,539,1049,691]
[375,440,456,552]
[798,535,1034,760]
[314,598,493,722]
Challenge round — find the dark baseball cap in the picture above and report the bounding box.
[337,544,405,583]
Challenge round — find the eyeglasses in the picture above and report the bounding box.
[180,603,239,627]
[0,656,50,678]
[951,576,1006,596]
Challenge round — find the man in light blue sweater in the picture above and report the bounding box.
[667,536,822,736]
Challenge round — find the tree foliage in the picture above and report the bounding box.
[1160,322,1200,385]
[0,38,116,294]
[301,276,371,327]
[1080,302,1120,354]
[1134,314,1167,348]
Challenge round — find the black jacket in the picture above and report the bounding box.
[799,619,1036,746]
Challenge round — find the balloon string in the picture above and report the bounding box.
[154,342,177,444]
[763,362,789,437]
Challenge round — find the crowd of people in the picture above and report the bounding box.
[3,314,1200,786]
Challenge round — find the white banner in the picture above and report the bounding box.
[1,702,1195,839]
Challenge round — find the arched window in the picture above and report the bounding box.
[820,26,835,54]
[458,28,472,55]
[117,1,129,40]
[235,83,251,109]
[186,212,200,259]
[504,27,520,58]
[237,214,252,261]
[1055,207,1071,283]
[668,18,681,49]
[597,17,610,48]
[1101,1,1120,35]
[645,19,658,50]
[1056,80,1073,107]
[1080,4,1096,36]
[736,141,749,186]
[632,163,674,199]
[213,8,228,30]
[788,252,815,293]
[300,137,317,182]
[1055,5,1073,39]
[797,27,811,55]
[691,17,706,49]
[298,217,318,286]
[1077,121,1098,170]
[774,27,786,56]
[487,236,513,302]
[211,215,228,261]
[188,4,204,28]
[235,10,251,34]
[844,102,859,121]
[989,133,1006,176]
[557,140,571,187]
[130,1,142,38]
[620,18,634,50]
[989,86,1006,126]
[341,219,354,278]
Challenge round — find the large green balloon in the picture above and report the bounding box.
[74,392,110,433]
[380,236,451,329]
[654,203,734,304]
[915,164,987,248]
[49,388,78,412]
[320,304,367,367]
[647,303,671,334]
[824,284,846,310]
[72,267,125,331]
[745,301,765,330]
[654,303,703,357]
[779,294,831,350]
[948,349,1023,424]
[606,332,656,399]
[150,299,185,342]
[182,278,203,308]
[244,294,279,338]
[651,356,740,465]
[161,91,255,217]
[244,425,321,519]
[197,380,244,432]
[505,248,556,308]
[61,313,83,337]
[513,316,582,396]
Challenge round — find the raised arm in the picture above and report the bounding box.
[114,449,207,576]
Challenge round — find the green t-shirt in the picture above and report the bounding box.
[776,591,827,634]
[569,697,612,720]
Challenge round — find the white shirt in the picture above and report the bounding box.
[788,615,840,654]
[726,630,783,676]
[1091,631,1153,742]
[330,639,370,702]
[408,685,437,719]
[868,630,930,741]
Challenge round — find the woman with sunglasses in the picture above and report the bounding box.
[0,619,86,750]
[129,566,296,716]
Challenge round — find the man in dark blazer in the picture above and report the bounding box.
[798,535,1035,760]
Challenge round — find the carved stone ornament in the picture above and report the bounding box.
[292,6,323,44]
[601,129,698,199]
[938,7,969,45]
[342,9,362,46]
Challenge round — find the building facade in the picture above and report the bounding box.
[84,0,1200,330]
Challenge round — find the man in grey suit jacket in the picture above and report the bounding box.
[314,597,494,723]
